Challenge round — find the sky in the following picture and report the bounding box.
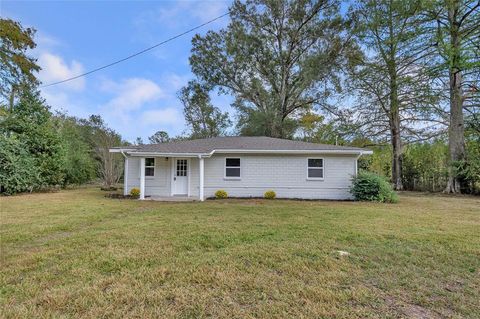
[1,0,233,142]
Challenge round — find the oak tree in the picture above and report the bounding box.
[190,0,352,137]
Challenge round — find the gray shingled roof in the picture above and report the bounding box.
[120,136,369,154]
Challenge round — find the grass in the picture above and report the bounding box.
[1,188,479,318]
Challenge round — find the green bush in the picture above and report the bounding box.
[215,190,228,199]
[5,91,66,188]
[130,188,140,198]
[264,190,276,199]
[350,171,398,203]
[0,135,39,195]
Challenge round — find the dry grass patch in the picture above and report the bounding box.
[1,188,479,318]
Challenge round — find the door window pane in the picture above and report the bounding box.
[176,160,187,177]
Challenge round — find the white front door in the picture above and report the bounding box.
[173,159,188,195]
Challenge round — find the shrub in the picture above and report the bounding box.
[0,135,39,195]
[264,190,276,199]
[350,171,398,203]
[130,188,140,198]
[215,190,228,199]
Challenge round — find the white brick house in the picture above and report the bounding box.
[110,136,372,201]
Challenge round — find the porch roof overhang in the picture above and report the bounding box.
[109,148,373,157]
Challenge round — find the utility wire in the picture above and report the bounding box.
[41,12,229,88]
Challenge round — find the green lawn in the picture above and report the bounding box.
[1,188,479,318]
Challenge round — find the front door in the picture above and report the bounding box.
[173,159,188,195]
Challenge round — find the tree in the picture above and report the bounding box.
[54,114,96,185]
[148,130,170,143]
[1,90,65,188]
[427,0,480,193]
[463,114,480,193]
[0,18,40,109]
[134,137,144,145]
[190,0,352,137]
[233,97,299,138]
[178,81,231,139]
[0,135,39,194]
[81,115,124,188]
[348,0,442,190]
[297,111,344,144]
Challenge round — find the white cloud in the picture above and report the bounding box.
[42,89,91,119]
[36,32,62,49]
[37,52,85,90]
[134,1,230,35]
[99,77,186,141]
[103,78,164,111]
[191,1,229,23]
[36,51,89,117]
[141,108,183,126]
[162,72,191,91]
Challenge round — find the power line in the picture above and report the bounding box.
[41,12,229,88]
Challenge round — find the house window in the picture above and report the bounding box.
[307,158,324,179]
[225,158,241,178]
[145,158,155,177]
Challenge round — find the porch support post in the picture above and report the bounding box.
[124,157,129,196]
[199,156,204,201]
[139,157,145,200]
[355,154,361,177]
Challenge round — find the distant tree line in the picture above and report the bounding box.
[1,0,479,195]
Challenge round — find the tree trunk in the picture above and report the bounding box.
[390,117,403,191]
[9,85,16,111]
[445,68,465,193]
[270,111,284,138]
[444,2,466,193]
[389,62,403,191]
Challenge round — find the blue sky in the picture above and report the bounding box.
[2,0,233,142]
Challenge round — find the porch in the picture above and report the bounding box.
[123,155,206,201]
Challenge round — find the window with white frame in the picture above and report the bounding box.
[145,158,155,177]
[307,158,324,179]
[225,158,241,178]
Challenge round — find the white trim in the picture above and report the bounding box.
[170,157,174,196]
[214,149,371,155]
[124,157,129,196]
[139,157,145,200]
[109,148,138,153]
[145,157,155,178]
[128,152,214,157]
[172,158,189,196]
[187,159,190,197]
[355,154,361,176]
[116,149,372,157]
[224,157,241,179]
[306,157,325,180]
[199,157,204,201]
